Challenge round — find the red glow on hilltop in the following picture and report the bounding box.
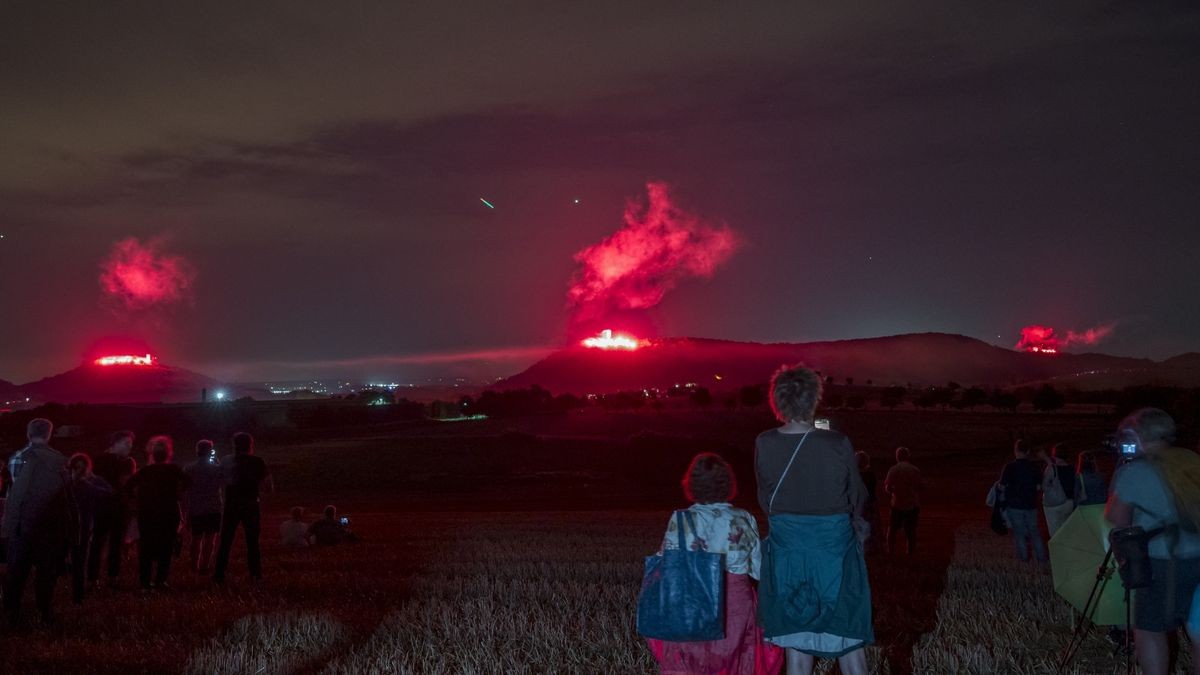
[581,329,644,350]
[94,353,157,367]
[100,237,196,312]
[1015,323,1115,354]
[568,182,737,335]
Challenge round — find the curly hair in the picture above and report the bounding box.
[682,453,737,504]
[769,364,822,423]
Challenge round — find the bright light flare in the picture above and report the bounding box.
[581,329,643,350]
[94,353,156,367]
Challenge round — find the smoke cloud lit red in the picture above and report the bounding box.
[567,182,738,335]
[99,237,196,312]
[1015,323,1115,353]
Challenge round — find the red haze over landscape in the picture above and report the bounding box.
[1015,323,1116,354]
[99,237,196,313]
[566,182,738,340]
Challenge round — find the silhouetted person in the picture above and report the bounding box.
[999,440,1047,564]
[307,505,355,546]
[856,451,881,554]
[280,507,308,548]
[2,419,71,625]
[67,453,113,604]
[1075,452,1108,506]
[183,439,223,573]
[213,432,271,583]
[127,436,189,590]
[89,430,137,587]
[884,446,923,555]
[1040,443,1075,537]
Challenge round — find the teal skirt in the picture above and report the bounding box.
[758,514,874,658]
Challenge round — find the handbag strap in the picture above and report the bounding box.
[676,510,687,550]
[768,431,811,514]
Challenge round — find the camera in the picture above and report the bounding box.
[1110,526,1156,589]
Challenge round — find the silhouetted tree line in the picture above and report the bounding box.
[450,386,585,418]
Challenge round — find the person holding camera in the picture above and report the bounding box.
[307,504,356,546]
[183,440,223,574]
[1105,408,1200,675]
[755,365,872,675]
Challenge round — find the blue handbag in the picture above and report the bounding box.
[636,510,726,641]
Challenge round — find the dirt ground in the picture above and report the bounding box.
[0,408,1125,673]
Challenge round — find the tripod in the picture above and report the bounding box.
[1058,547,1134,674]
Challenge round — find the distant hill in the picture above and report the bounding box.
[19,362,226,405]
[0,379,18,401]
[497,333,1191,394]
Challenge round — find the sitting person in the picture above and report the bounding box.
[307,505,355,546]
[280,507,309,548]
[646,453,783,675]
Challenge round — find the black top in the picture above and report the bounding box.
[127,464,189,517]
[93,452,137,492]
[1000,458,1041,510]
[308,519,346,546]
[860,468,877,502]
[222,455,269,502]
[1053,463,1076,500]
[755,428,867,516]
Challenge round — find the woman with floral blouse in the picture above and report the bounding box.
[646,453,784,674]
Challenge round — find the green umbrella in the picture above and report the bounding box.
[1049,504,1129,626]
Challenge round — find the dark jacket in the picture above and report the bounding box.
[1,442,70,541]
[1000,458,1042,510]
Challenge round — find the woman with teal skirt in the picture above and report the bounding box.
[755,364,873,675]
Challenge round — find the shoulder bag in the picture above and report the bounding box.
[636,509,726,641]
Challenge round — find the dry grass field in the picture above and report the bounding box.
[0,407,1154,673]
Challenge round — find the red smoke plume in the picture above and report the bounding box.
[1015,323,1115,353]
[99,237,196,312]
[567,182,737,335]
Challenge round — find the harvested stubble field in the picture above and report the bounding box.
[0,408,1142,673]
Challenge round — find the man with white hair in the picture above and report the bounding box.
[2,418,70,625]
[1106,407,1200,675]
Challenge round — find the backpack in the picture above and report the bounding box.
[1043,463,1068,508]
[1145,447,1200,534]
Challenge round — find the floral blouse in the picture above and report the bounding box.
[659,502,763,579]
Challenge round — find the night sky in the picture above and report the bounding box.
[2,3,1198,383]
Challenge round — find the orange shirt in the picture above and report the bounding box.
[884,461,923,510]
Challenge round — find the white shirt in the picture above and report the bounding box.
[659,502,763,578]
[280,519,309,548]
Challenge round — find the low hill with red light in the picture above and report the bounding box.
[497,333,1198,394]
[19,360,227,405]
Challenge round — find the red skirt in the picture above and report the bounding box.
[647,572,784,675]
